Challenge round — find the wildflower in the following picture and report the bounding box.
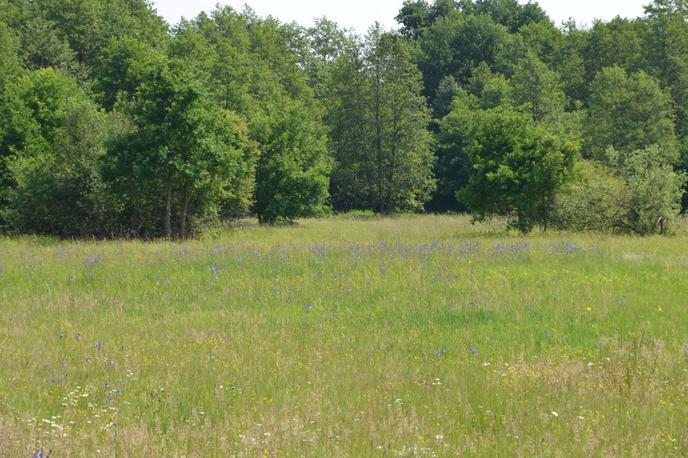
[50,375,56,385]
[619,297,626,305]
[96,342,102,351]
[434,348,447,357]
[211,266,220,274]
[551,411,559,417]
[469,346,478,356]
[585,307,593,313]
[658,306,664,313]
[305,303,313,312]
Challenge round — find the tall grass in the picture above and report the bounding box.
[1,215,687,456]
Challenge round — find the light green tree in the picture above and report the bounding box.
[454,105,578,233]
[585,66,679,163]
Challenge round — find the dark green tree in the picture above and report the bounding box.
[418,11,509,99]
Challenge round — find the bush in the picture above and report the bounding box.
[555,147,686,235]
[620,146,686,235]
[553,160,629,232]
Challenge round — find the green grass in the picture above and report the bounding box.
[1,215,688,456]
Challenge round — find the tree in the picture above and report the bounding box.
[618,145,686,235]
[470,0,548,32]
[397,0,432,38]
[510,51,566,125]
[644,0,688,138]
[167,7,332,225]
[0,68,110,236]
[431,90,478,212]
[432,74,461,118]
[418,11,509,99]
[329,26,435,213]
[585,66,679,163]
[0,21,21,89]
[28,0,168,71]
[454,105,578,232]
[582,18,647,85]
[283,18,357,100]
[251,100,331,224]
[106,60,258,238]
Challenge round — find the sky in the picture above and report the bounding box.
[151,0,649,32]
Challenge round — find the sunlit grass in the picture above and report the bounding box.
[1,215,688,456]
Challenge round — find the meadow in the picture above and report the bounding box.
[1,215,688,457]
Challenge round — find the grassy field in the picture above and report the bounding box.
[1,215,688,457]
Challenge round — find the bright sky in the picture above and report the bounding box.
[151,0,649,32]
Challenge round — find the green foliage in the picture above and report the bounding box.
[453,105,578,233]
[418,12,509,98]
[582,18,647,83]
[252,101,331,224]
[2,0,688,237]
[165,8,331,225]
[105,60,258,238]
[0,21,22,88]
[555,149,686,235]
[329,27,435,214]
[397,0,548,38]
[553,160,629,232]
[510,52,566,125]
[585,67,679,163]
[431,90,477,212]
[0,68,109,236]
[617,146,686,235]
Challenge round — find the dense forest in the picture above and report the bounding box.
[0,0,686,238]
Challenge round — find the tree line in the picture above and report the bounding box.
[0,0,686,238]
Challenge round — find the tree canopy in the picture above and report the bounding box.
[0,0,686,237]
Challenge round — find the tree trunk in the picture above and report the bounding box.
[164,184,172,240]
[180,191,191,239]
